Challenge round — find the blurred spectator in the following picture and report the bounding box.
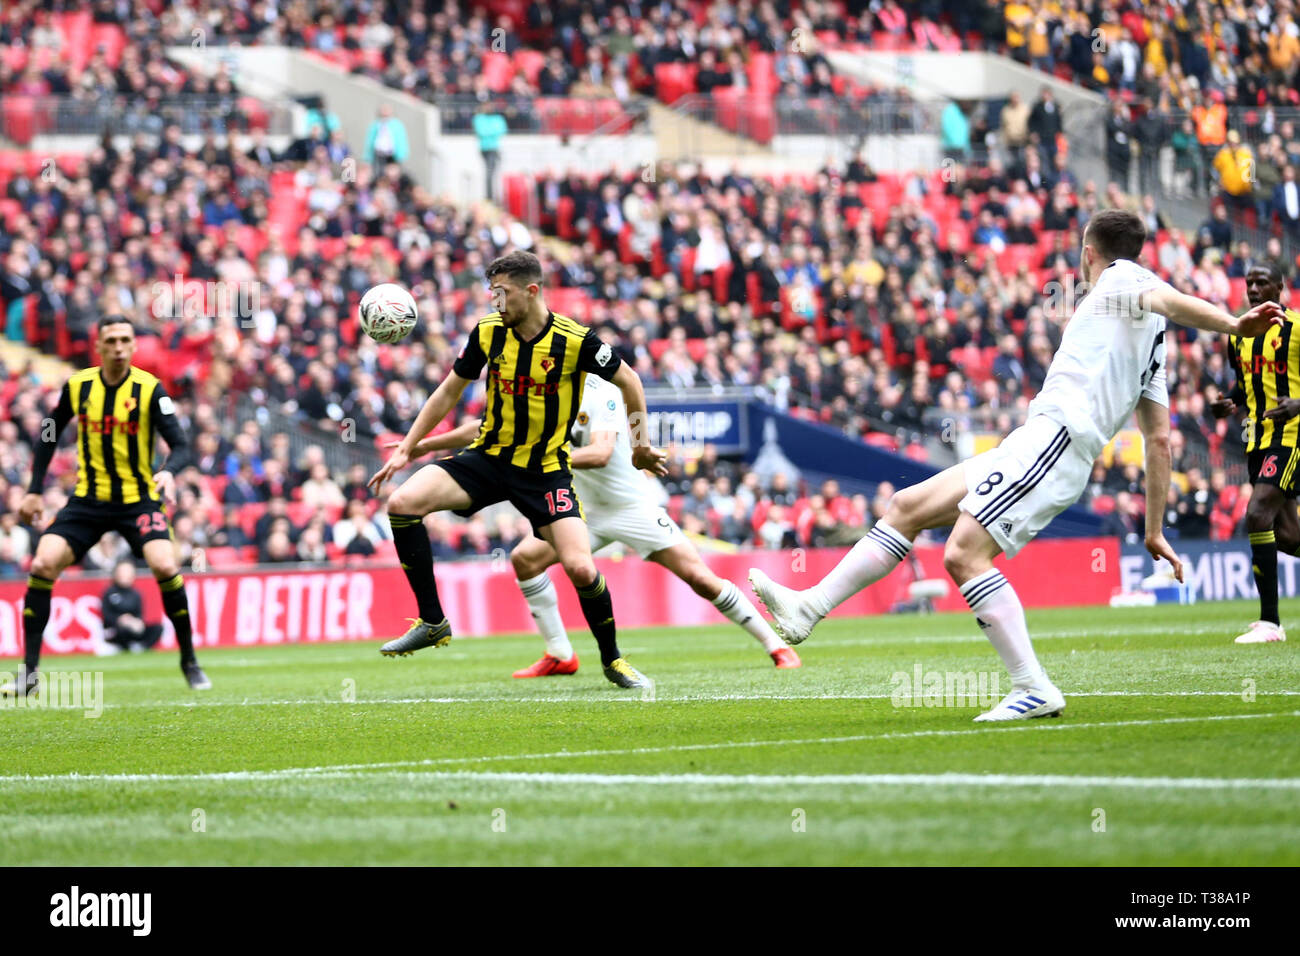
[101,560,163,653]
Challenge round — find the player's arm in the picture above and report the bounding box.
[576,330,668,475]
[571,430,616,469]
[370,322,494,490]
[609,362,668,476]
[1211,341,1247,418]
[369,370,473,490]
[1142,286,1285,337]
[150,385,191,507]
[1136,394,1184,583]
[20,382,74,524]
[395,418,483,459]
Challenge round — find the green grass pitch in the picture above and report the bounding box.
[2,599,1297,866]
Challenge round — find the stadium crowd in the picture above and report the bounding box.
[1,0,1294,579]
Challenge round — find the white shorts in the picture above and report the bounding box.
[958,415,1092,558]
[587,504,686,558]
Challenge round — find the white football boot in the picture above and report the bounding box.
[1234,621,1287,644]
[973,680,1066,722]
[747,568,823,646]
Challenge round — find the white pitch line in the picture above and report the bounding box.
[298,770,1300,790]
[2,710,1295,785]
[2,768,1298,791]
[94,689,1300,709]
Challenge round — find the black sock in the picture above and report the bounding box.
[576,573,620,666]
[1250,530,1280,625]
[389,513,445,623]
[159,574,196,662]
[22,575,53,672]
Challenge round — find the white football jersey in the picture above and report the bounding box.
[569,375,648,508]
[1027,259,1170,461]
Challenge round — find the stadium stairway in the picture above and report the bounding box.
[649,100,770,162]
[0,338,76,388]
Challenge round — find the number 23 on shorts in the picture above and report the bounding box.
[544,489,575,515]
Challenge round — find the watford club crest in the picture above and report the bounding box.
[122,396,138,413]
[540,357,555,373]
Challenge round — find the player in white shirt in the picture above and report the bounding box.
[405,374,800,677]
[749,209,1284,721]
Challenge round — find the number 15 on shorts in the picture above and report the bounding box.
[544,489,575,516]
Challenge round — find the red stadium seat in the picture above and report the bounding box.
[514,49,545,86]
[556,195,576,239]
[746,52,778,95]
[712,86,742,133]
[712,262,733,303]
[996,245,1041,274]
[654,62,698,105]
[680,247,697,290]
[203,547,241,567]
[1228,277,1248,312]
[503,173,528,218]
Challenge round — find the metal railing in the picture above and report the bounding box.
[0,94,296,141]
[233,394,384,479]
[432,94,648,136]
[670,91,938,145]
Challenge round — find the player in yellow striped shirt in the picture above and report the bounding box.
[367,251,668,687]
[4,316,210,697]
[1212,264,1300,644]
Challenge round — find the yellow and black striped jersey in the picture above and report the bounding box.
[452,311,623,472]
[1228,309,1300,452]
[28,365,189,504]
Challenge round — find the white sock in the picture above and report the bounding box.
[959,569,1043,687]
[805,521,912,617]
[517,573,573,660]
[713,579,784,653]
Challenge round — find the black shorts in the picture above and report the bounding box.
[436,448,584,534]
[43,496,174,563]
[1248,446,1300,497]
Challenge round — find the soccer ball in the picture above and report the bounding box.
[359,283,418,344]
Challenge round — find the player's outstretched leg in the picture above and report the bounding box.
[1237,481,1288,644]
[749,465,967,645]
[510,538,579,678]
[649,543,799,668]
[380,466,469,657]
[142,539,210,690]
[2,533,77,698]
[543,516,648,689]
[943,515,1063,722]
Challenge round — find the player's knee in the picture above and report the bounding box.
[511,546,541,579]
[29,555,63,581]
[560,556,597,588]
[885,487,923,533]
[942,539,979,583]
[151,560,181,582]
[387,485,419,516]
[1245,500,1277,533]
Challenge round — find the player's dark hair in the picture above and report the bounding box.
[96,314,134,334]
[1249,262,1285,287]
[1085,209,1146,263]
[485,250,543,287]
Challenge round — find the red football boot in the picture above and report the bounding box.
[512,653,580,678]
[771,647,802,668]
